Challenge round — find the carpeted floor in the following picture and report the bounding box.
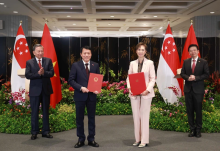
[0,115,220,151]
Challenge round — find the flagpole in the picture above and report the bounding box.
[20,20,22,26]
[168,19,170,25]
[191,20,193,25]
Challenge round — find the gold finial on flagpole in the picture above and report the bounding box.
[20,20,22,25]
[45,18,48,24]
[191,20,193,25]
[168,19,170,24]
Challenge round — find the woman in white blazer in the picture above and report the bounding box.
[126,42,155,148]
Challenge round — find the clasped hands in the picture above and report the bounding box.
[129,89,149,96]
[38,67,44,75]
[188,75,196,81]
[81,87,100,95]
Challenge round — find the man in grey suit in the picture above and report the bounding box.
[181,44,209,138]
[25,44,54,140]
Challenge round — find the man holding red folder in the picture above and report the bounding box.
[68,46,100,148]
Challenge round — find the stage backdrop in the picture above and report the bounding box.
[0,37,219,83]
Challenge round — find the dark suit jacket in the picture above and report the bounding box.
[68,60,100,102]
[25,57,54,96]
[180,58,209,93]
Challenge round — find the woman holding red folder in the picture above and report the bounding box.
[126,42,156,148]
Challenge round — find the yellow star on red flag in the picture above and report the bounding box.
[53,61,57,77]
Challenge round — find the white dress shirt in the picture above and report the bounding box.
[82,60,90,70]
[35,57,42,66]
[191,56,198,68]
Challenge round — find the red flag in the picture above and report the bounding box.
[156,24,181,104]
[180,24,201,67]
[180,24,201,95]
[11,25,31,93]
[41,24,62,108]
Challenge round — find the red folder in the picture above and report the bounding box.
[87,73,103,93]
[128,72,146,95]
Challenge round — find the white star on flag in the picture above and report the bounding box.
[165,46,167,50]
[25,49,28,53]
[168,51,171,55]
[19,51,23,55]
[168,41,170,44]
[17,47,20,50]
[173,42,175,46]
[173,49,175,52]
[20,41,23,45]
[25,43,28,46]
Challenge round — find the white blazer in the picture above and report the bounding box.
[126,58,156,99]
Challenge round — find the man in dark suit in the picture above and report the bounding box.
[25,44,54,140]
[180,44,209,138]
[68,46,100,148]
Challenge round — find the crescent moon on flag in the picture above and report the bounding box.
[161,34,173,51]
[13,35,25,52]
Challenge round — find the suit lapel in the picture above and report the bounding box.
[79,60,88,79]
[194,58,201,74]
[90,61,95,73]
[141,58,147,72]
[187,59,192,75]
[134,59,138,73]
[33,58,40,70]
[42,57,46,69]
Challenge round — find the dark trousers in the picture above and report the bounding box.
[75,97,96,142]
[30,90,50,135]
[185,88,204,131]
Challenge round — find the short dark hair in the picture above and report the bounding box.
[188,44,198,52]
[33,44,43,51]
[136,42,147,51]
[81,46,91,53]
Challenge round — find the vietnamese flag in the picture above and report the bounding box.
[41,24,62,108]
[180,24,201,67]
[180,24,201,95]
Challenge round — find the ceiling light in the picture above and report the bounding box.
[108,24,111,25]
[0,3,4,5]
[70,7,73,9]
[159,27,163,29]
[73,24,76,25]
[67,15,71,17]
[13,11,18,13]
[110,16,114,17]
[154,16,157,17]
[210,12,215,14]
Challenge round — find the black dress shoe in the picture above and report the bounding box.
[196,130,202,138]
[188,129,196,137]
[31,134,37,140]
[88,141,99,147]
[42,133,53,138]
[74,141,85,148]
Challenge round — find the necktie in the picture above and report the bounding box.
[38,59,42,68]
[192,60,196,74]
[85,63,89,77]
